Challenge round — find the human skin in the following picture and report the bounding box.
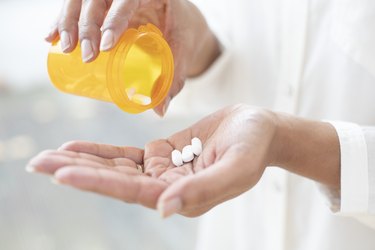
[39,1,341,217]
[45,0,221,116]
[26,105,340,218]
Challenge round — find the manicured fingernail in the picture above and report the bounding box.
[60,31,71,52]
[158,197,182,218]
[45,28,55,41]
[100,29,114,51]
[44,33,52,42]
[81,39,94,62]
[25,165,36,173]
[162,96,171,116]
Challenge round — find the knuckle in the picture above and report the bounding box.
[78,24,101,40]
[78,20,101,30]
[102,13,129,29]
[57,16,77,31]
[83,0,109,8]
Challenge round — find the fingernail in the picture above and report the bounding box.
[100,29,114,51]
[25,165,36,173]
[44,33,52,42]
[60,31,71,52]
[81,39,94,62]
[44,28,55,42]
[158,197,182,218]
[162,96,171,116]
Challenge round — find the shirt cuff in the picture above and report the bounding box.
[328,121,369,215]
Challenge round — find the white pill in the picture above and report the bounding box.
[171,149,183,167]
[131,94,152,105]
[182,145,194,162]
[125,87,136,99]
[191,137,202,156]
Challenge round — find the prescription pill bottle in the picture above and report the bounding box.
[47,23,174,113]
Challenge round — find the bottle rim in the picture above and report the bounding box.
[106,24,174,114]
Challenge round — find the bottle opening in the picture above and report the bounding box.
[119,34,163,106]
[107,24,174,113]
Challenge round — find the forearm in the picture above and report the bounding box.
[269,113,341,190]
[183,1,221,77]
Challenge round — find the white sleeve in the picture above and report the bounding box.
[326,121,375,228]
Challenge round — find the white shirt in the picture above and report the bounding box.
[168,0,375,249]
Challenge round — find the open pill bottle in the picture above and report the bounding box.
[47,23,174,113]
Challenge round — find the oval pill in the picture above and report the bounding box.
[191,137,202,156]
[182,145,194,162]
[125,87,136,99]
[171,149,183,167]
[131,93,152,105]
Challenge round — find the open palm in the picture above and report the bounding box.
[27,105,276,217]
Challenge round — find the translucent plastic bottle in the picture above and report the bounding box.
[47,24,174,113]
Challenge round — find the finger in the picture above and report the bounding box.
[157,144,262,218]
[157,162,194,184]
[52,149,138,168]
[153,95,170,117]
[27,150,103,174]
[142,139,172,176]
[59,141,144,164]
[45,26,59,43]
[153,69,185,117]
[79,0,109,62]
[54,166,168,208]
[127,6,161,29]
[153,27,188,116]
[57,0,82,53]
[26,150,138,174]
[100,0,145,51]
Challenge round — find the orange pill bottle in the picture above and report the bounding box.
[47,24,174,113]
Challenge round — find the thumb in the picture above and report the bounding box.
[153,65,186,117]
[153,95,171,117]
[156,146,262,218]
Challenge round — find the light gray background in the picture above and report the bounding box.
[0,1,198,249]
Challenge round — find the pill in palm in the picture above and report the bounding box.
[171,149,183,167]
[191,137,202,156]
[182,145,194,162]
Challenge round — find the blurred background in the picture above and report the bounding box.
[0,0,199,249]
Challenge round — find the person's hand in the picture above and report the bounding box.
[45,0,221,116]
[26,104,340,217]
[27,105,277,217]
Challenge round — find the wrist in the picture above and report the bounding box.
[187,30,221,77]
[268,112,294,167]
[269,112,340,189]
[184,2,221,77]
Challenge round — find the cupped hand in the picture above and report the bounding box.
[45,0,220,116]
[27,105,277,217]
